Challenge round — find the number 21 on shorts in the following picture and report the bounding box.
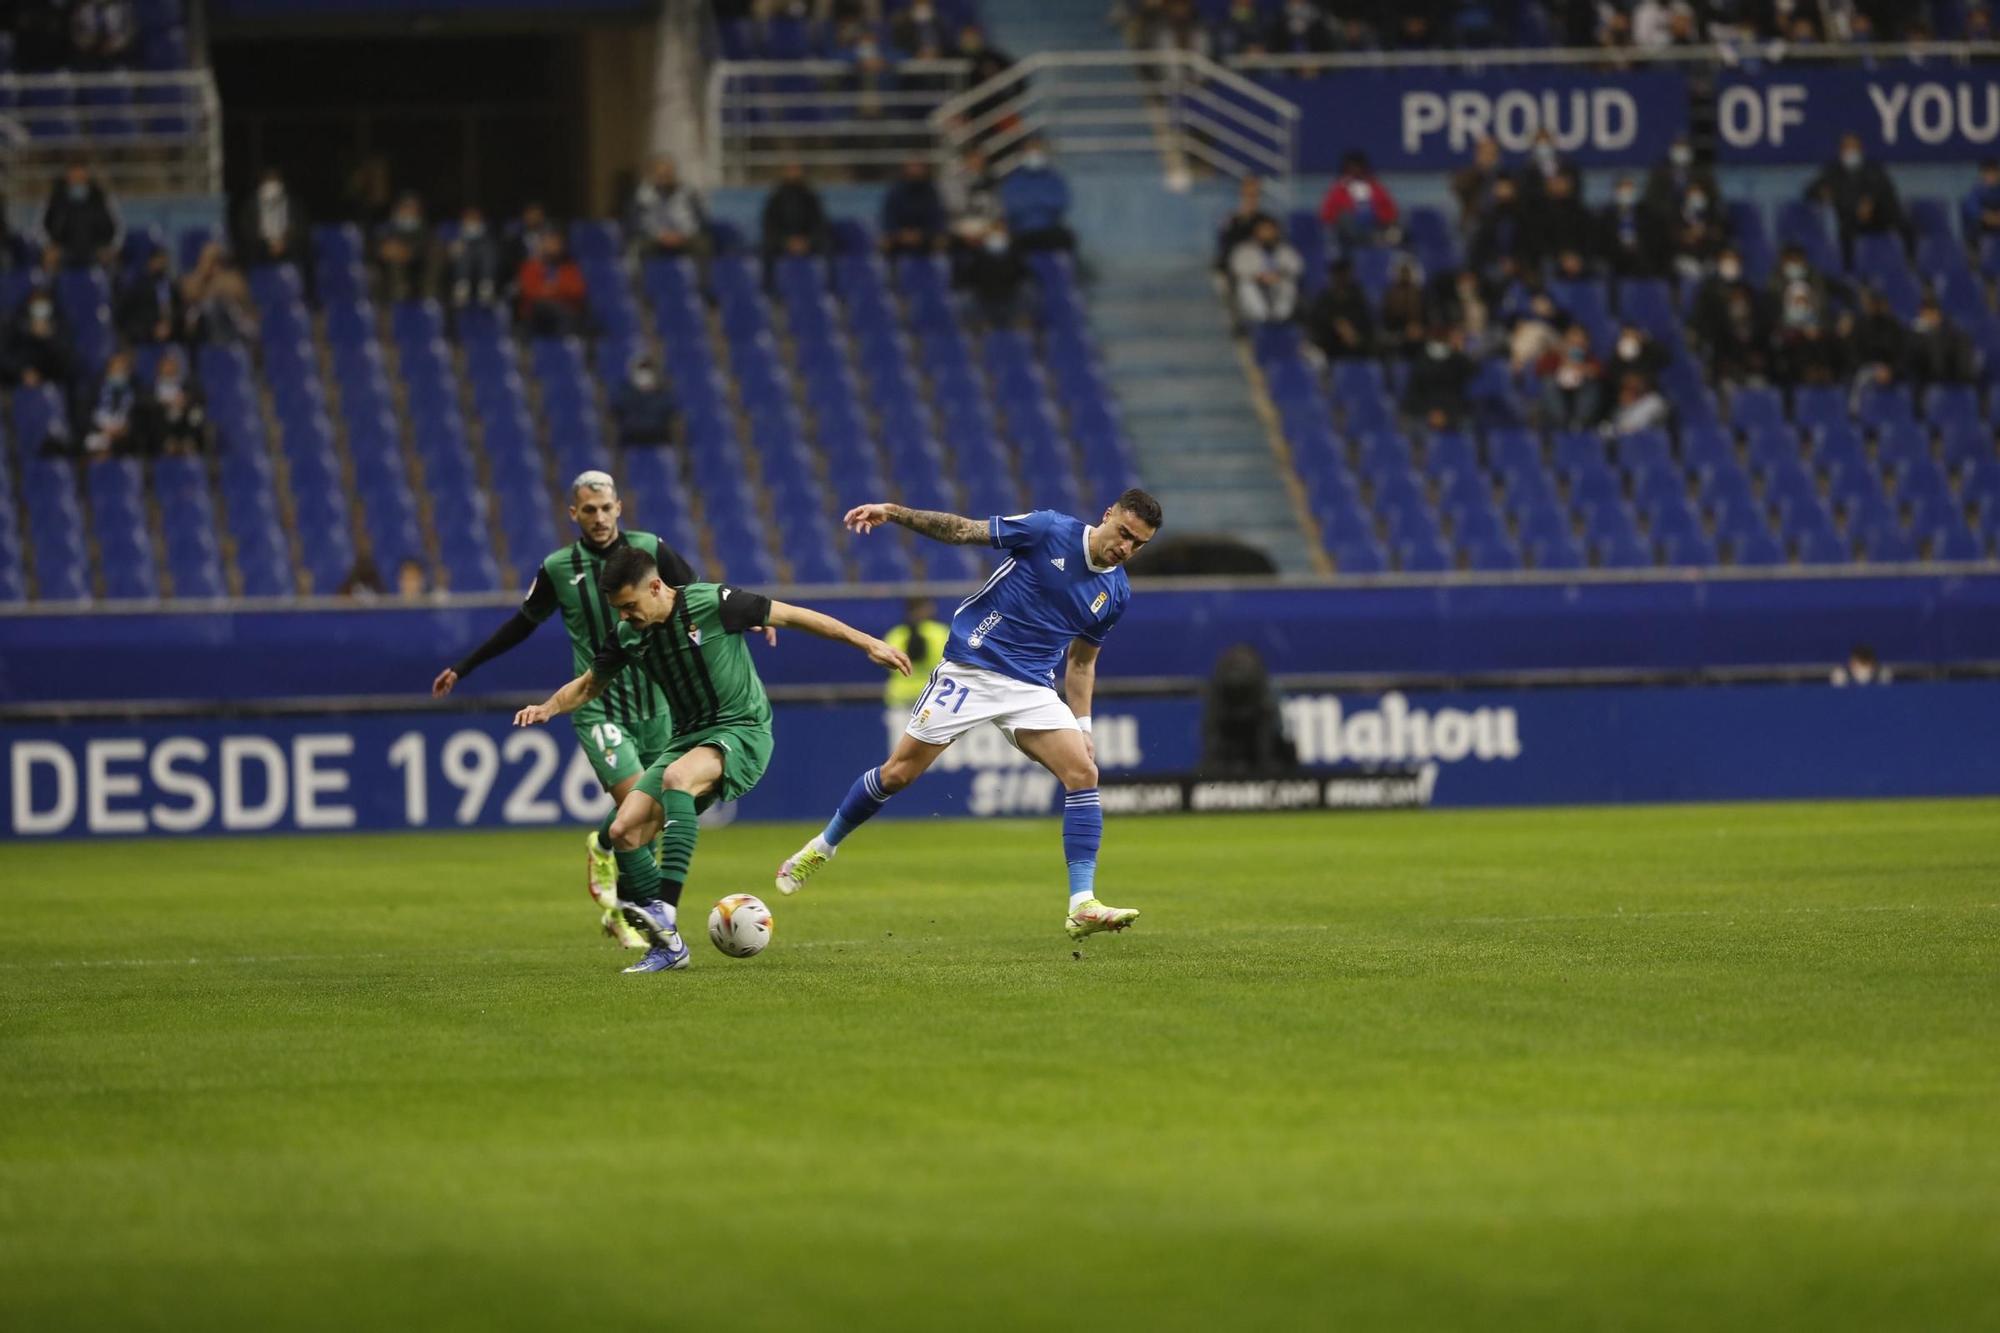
[932,677,971,714]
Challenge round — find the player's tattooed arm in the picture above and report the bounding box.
[512,670,608,726]
[843,502,986,545]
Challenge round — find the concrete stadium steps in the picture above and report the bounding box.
[980,0,1122,55]
[1086,258,1315,572]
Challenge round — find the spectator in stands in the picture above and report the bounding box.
[81,348,143,458]
[1209,0,1270,57]
[889,1,950,56]
[1539,324,1606,432]
[1304,259,1375,361]
[628,156,710,262]
[1634,0,1701,48]
[1807,132,1908,265]
[1608,322,1670,388]
[1844,287,1907,390]
[1379,258,1428,358]
[446,206,502,309]
[396,559,430,601]
[1642,135,1717,232]
[1769,246,1842,385]
[42,163,121,269]
[137,348,207,456]
[507,201,558,279]
[1598,175,1666,278]
[1606,370,1671,437]
[338,557,385,599]
[1530,170,1595,272]
[882,158,947,257]
[833,19,894,120]
[955,24,1017,135]
[1961,159,2000,245]
[69,0,136,71]
[180,242,258,344]
[613,353,677,449]
[1903,297,1978,390]
[1428,267,1497,358]
[1692,247,1757,349]
[373,191,438,302]
[1215,176,1275,276]
[1709,286,1775,388]
[761,161,833,277]
[1000,139,1075,253]
[1504,282,1566,375]
[1469,175,1525,279]
[1264,0,1337,54]
[883,597,949,708]
[1450,137,1506,236]
[1403,328,1474,431]
[1,288,76,393]
[114,246,180,346]
[1518,130,1571,206]
[1319,152,1400,251]
[1664,179,1728,279]
[1228,216,1303,327]
[236,168,307,269]
[516,231,587,338]
[1830,642,1891,686]
[959,223,1030,330]
[944,145,1003,248]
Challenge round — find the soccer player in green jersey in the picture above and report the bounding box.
[512,544,913,974]
[434,469,732,948]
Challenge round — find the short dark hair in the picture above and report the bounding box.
[1114,488,1163,530]
[598,546,658,597]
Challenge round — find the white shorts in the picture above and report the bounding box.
[904,660,1080,747]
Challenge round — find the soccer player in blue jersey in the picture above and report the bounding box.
[776,489,1162,940]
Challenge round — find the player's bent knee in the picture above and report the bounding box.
[1066,762,1099,791]
[610,820,651,852]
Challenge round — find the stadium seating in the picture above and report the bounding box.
[0,207,1134,602]
[1254,192,2000,574]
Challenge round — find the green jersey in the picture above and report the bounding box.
[590,583,775,739]
[523,531,696,728]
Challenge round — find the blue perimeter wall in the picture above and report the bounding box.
[3,575,1999,705]
[4,682,1998,838]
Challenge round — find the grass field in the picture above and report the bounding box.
[2,801,1997,1331]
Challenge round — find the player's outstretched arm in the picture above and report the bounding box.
[843,502,987,546]
[766,600,914,675]
[513,671,607,726]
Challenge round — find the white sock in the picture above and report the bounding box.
[1069,889,1095,911]
[810,834,835,857]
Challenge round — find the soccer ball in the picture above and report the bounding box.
[708,894,773,958]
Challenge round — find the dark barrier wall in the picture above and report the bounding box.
[6,682,1997,838]
[3,576,1997,705]
[1260,62,2000,172]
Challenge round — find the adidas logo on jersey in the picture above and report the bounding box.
[1050,557,1066,571]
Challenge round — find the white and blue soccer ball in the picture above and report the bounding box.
[708,894,773,958]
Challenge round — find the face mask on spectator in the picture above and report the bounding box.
[1719,258,1741,281]
[912,3,933,19]
[1567,344,1585,363]
[1024,151,1048,170]
[463,220,484,239]
[633,366,659,390]
[1670,143,1693,168]
[1618,336,1640,359]
[157,376,182,399]
[1427,341,1449,359]
[1842,149,1863,169]
[984,231,1009,253]
[1686,192,1708,215]
[68,180,89,201]
[1615,185,1636,207]
[29,298,53,323]
[1917,311,1940,332]
[1534,144,1557,170]
[260,180,283,202]
[1784,260,1807,280]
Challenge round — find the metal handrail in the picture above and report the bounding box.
[705,56,975,183]
[0,68,222,195]
[928,47,1299,191]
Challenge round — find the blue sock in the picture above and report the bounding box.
[1063,787,1102,904]
[822,766,891,847]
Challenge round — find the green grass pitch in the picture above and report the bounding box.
[2,801,1997,1331]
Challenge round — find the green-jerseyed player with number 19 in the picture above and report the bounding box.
[511,544,914,974]
[435,470,720,948]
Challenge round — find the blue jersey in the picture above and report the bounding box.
[945,511,1131,688]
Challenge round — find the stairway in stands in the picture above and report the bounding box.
[1088,255,1319,572]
